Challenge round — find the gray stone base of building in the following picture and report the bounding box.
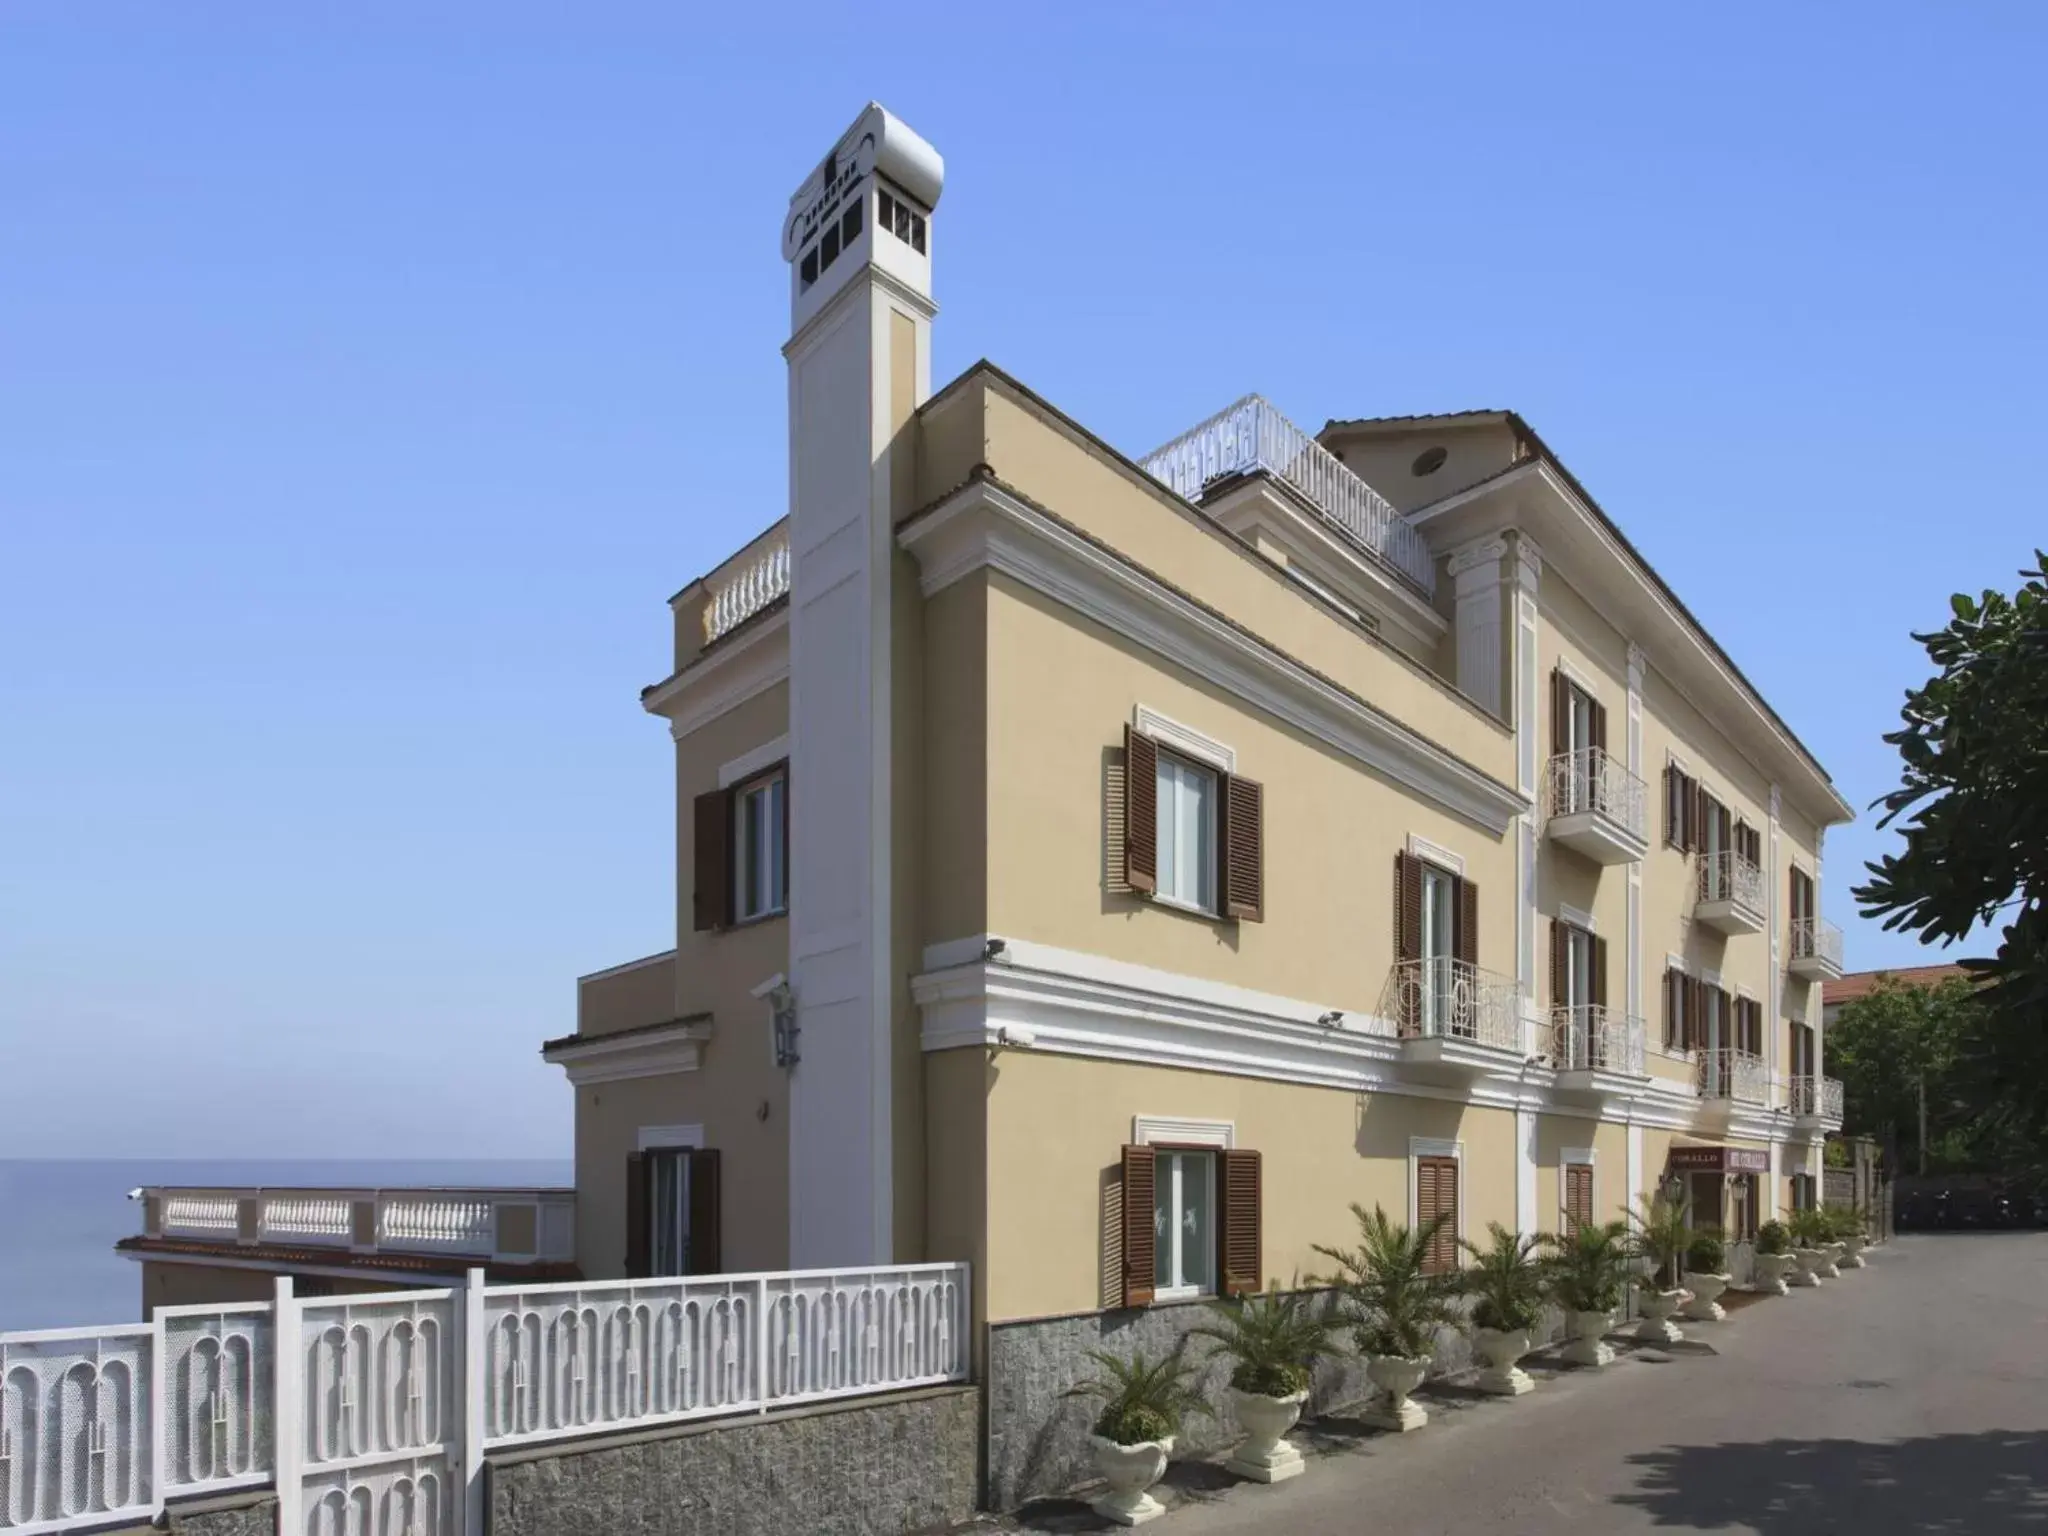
[986,1291,1570,1508]
[163,1491,278,1536]
[487,1383,980,1536]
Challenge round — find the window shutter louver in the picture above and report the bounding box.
[1593,936,1609,1008]
[1123,726,1158,894]
[1221,775,1265,922]
[1590,699,1608,756]
[1120,1145,1157,1308]
[1565,1164,1594,1233]
[624,1152,651,1278]
[1663,967,1679,1047]
[693,789,733,931]
[1664,768,1678,846]
[1549,918,1565,1007]
[1551,668,1569,759]
[1219,1149,1262,1296]
[1396,853,1423,961]
[685,1148,722,1275]
[1418,1156,1459,1275]
[1455,877,1479,967]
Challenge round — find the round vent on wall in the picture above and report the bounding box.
[1412,445,1448,477]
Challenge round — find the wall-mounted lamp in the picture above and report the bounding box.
[752,973,799,1069]
[1317,1010,1344,1030]
[991,1022,1037,1055]
[984,937,1008,962]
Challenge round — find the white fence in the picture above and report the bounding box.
[145,1185,575,1267]
[0,1262,969,1535]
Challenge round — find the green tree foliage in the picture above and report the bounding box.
[1855,553,2048,1178]
[1826,976,1976,1170]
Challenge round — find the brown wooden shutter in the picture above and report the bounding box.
[624,1152,651,1278]
[1592,936,1609,1008]
[1664,768,1678,846]
[1565,1164,1594,1233]
[1417,1156,1459,1275]
[1218,1149,1262,1296]
[1120,1145,1157,1308]
[1549,919,1565,1008]
[1395,853,1422,962]
[1663,968,1678,1047]
[1455,877,1479,966]
[684,1148,722,1275]
[1220,775,1264,922]
[1550,668,1569,759]
[692,790,733,931]
[1590,699,1608,756]
[1123,726,1158,894]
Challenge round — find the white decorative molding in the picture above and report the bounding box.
[1406,833,1467,878]
[1446,536,1508,578]
[899,480,1526,834]
[1555,655,1601,696]
[1665,952,1687,975]
[1452,539,1507,719]
[642,609,791,740]
[637,1123,706,1151]
[1559,902,1596,934]
[1133,706,1236,774]
[1411,1136,1461,1159]
[1516,1108,1539,1235]
[544,1019,714,1086]
[1626,643,1647,685]
[1563,1146,1596,1165]
[719,734,791,788]
[1626,640,1645,1024]
[1511,532,1541,1004]
[576,948,676,987]
[1626,1123,1644,1206]
[1133,1115,1235,1149]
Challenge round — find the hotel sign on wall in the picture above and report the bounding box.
[1668,1145,1771,1174]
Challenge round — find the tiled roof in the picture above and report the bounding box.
[1823,963,1978,1007]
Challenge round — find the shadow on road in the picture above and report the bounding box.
[1615,1430,2048,1531]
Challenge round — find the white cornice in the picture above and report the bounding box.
[543,1019,714,1086]
[641,611,790,739]
[898,480,1526,836]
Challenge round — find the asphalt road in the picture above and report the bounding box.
[1013,1233,2048,1535]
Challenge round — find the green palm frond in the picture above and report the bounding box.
[1458,1222,1554,1333]
[1185,1284,1338,1397]
[1312,1203,1461,1360]
[1543,1220,1632,1313]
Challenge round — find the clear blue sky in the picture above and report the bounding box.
[4,4,2041,1158]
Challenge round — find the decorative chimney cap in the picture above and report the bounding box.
[782,102,943,262]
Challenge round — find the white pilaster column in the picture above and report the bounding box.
[781,106,943,1267]
[1448,537,1509,718]
[1626,644,1646,1024]
[1508,534,1543,1024]
[1812,830,1826,1085]
[1768,783,1782,1096]
[1626,1122,1644,1212]
[1516,1107,1539,1234]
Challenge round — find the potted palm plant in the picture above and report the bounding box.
[1681,1228,1732,1322]
[1459,1223,1552,1395]
[1753,1219,1796,1295]
[1547,1219,1630,1367]
[1188,1286,1338,1484]
[1786,1206,1831,1286]
[1314,1204,1459,1433]
[1830,1204,1870,1267]
[1064,1347,1209,1526]
[1628,1193,1692,1343]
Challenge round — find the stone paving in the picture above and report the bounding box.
[948,1233,2048,1534]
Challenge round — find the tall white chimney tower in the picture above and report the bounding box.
[780,104,942,1267]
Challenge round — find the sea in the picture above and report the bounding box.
[0,1158,573,1333]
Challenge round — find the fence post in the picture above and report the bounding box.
[756,1276,770,1413]
[273,1276,301,1536]
[149,1308,168,1522]
[463,1267,487,1536]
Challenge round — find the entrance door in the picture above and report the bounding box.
[1690,1172,1724,1235]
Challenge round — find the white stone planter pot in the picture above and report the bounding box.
[1753,1253,1795,1295]
[1790,1248,1826,1287]
[1090,1435,1174,1526]
[1364,1354,1430,1432]
[1472,1326,1535,1395]
[1561,1308,1616,1367]
[1225,1389,1307,1484]
[1841,1234,1868,1268]
[1816,1242,1845,1279]
[1635,1285,1688,1344]
[1682,1273,1731,1322]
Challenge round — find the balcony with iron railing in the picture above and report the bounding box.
[1543,748,1649,865]
[1695,849,1766,936]
[1788,915,1846,980]
[130,1185,577,1271]
[1380,958,1525,1076]
[1549,1005,1648,1084]
[1138,395,1437,598]
[1694,1046,1772,1107]
[1788,1074,1846,1126]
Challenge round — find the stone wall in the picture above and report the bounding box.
[162,1491,277,1536]
[986,1289,1568,1508]
[487,1385,979,1536]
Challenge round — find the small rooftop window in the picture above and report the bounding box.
[1412,446,1448,477]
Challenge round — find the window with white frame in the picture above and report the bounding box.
[1151,1148,1216,1298]
[1154,751,1218,913]
[734,769,787,922]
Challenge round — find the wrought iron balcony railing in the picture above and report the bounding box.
[1789,915,1845,971]
[1550,1004,1646,1076]
[1139,395,1437,596]
[1694,1047,1771,1105]
[1381,958,1523,1052]
[1696,849,1766,913]
[1788,1074,1846,1122]
[1544,748,1648,838]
